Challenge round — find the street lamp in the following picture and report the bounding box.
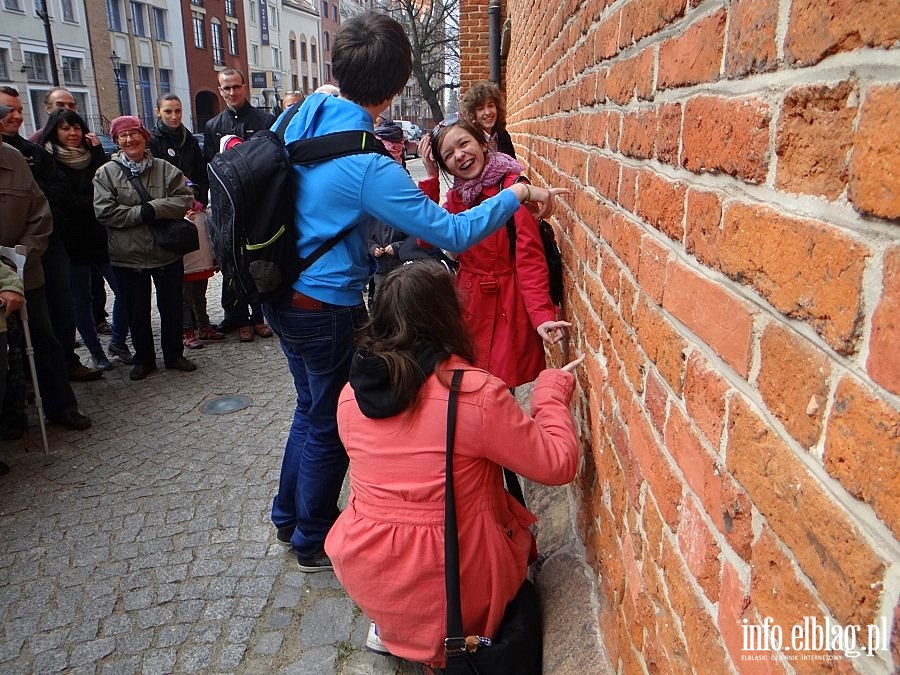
[272,72,281,112]
[110,51,123,116]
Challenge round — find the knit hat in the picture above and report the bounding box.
[109,115,150,142]
[219,134,243,153]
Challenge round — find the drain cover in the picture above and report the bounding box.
[201,394,252,415]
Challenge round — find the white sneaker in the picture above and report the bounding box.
[366,621,391,655]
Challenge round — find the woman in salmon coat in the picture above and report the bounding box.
[417,116,569,388]
[324,261,583,670]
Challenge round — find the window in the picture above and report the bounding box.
[3,0,22,11]
[31,0,51,16]
[268,4,276,29]
[61,56,83,85]
[248,1,256,24]
[227,25,238,55]
[324,63,331,81]
[138,66,153,121]
[332,4,337,21]
[152,7,166,40]
[61,0,75,21]
[210,20,224,65]
[271,46,279,69]
[291,74,298,90]
[190,0,202,5]
[23,51,49,82]
[289,38,296,60]
[300,40,307,62]
[115,64,131,114]
[131,2,147,37]
[224,0,235,17]
[312,76,318,90]
[321,0,327,15]
[311,45,317,64]
[0,48,9,80]
[250,43,258,66]
[192,13,205,49]
[302,75,308,92]
[159,69,171,93]
[106,0,122,31]
[323,31,329,52]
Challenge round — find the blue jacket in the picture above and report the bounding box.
[277,93,521,305]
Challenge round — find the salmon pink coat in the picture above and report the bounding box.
[420,175,558,387]
[325,355,578,668]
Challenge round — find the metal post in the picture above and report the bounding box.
[37,0,60,86]
[488,0,501,85]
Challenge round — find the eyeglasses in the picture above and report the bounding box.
[219,84,244,93]
[430,113,459,141]
[52,101,77,110]
[116,130,143,140]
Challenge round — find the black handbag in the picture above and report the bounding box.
[118,163,199,255]
[442,370,543,675]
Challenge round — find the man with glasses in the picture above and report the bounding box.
[203,68,278,341]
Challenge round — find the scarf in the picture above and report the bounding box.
[46,142,92,170]
[452,150,523,207]
[156,119,188,149]
[116,149,154,175]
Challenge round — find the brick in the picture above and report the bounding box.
[618,165,637,213]
[599,249,622,304]
[637,234,670,306]
[868,247,900,395]
[635,298,688,394]
[661,537,731,675]
[720,203,869,355]
[627,405,682,527]
[784,0,900,67]
[684,189,723,267]
[606,300,645,394]
[619,108,656,160]
[727,397,887,626]
[676,497,721,602]
[655,102,682,166]
[666,404,752,560]
[590,154,619,201]
[636,170,686,242]
[757,322,832,449]
[682,96,771,184]
[645,369,668,434]
[619,0,687,47]
[823,376,900,539]
[775,81,856,200]
[606,49,654,105]
[593,12,620,62]
[658,9,726,89]
[725,0,778,77]
[662,262,754,378]
[849,84,900,219]
[683,351,728,448]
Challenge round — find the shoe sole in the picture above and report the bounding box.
[296,560,333,573]
[365,644,391,656]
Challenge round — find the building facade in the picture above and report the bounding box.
[0,0,99,136]
[282,0,321,98]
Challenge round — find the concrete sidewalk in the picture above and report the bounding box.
[0,269,608,674]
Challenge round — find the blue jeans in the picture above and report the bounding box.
[70,263,125,358]
[113,260,184,366]
[263,293,367,557]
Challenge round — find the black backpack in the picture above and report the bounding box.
[207,102,390,305]
[502,177,564,306]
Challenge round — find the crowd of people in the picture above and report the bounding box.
[1,11,579,673]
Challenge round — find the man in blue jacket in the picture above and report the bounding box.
[267,11,563,571]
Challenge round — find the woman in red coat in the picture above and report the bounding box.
[418,116,569,387]
[324,261,583,670]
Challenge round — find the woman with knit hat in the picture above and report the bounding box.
[92,116,196,381]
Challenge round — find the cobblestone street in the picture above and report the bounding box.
[0,272,419,674]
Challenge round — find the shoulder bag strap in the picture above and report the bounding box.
[443,369,467,656]
[116,162,152,204]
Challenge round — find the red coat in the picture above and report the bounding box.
[325,356,578,667]
[420,175,557,387]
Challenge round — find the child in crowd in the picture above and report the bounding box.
[460,81,516,158]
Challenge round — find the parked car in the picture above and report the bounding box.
[402,129,419,160]
[96,132,118,156]
[397,120,422,140]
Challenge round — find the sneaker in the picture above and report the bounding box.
[275,526,293,546]
[69,364,103,382]
[183,329,204,350]
[296,550,333,573]
[366,621,391,655]
[198,324,225,341]
[91,354,115,371]
[165,357,197,372]
[108,341,135,364]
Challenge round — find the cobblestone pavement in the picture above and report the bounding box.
[0,271,419,674]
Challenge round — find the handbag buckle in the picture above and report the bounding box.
[445,636,492,654]
[444,637,468,655]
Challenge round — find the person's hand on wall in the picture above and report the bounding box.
[561,353,585,372]
[511,183,569,220]
[537,320,570,344]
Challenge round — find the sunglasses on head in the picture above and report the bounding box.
[429,112,460,141]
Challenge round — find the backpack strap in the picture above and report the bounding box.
[287,129,391,165]
[116,162,152,204]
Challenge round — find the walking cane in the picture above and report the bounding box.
[0,245,50,456]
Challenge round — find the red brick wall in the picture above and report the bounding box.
[461,1,900,671]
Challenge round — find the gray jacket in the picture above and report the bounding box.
[93,151,193,268]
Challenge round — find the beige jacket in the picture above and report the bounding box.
[0,262,24,333]
[93,151,193,268]
[0,144,52,290]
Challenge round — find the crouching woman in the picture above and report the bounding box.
[325,260,583,671]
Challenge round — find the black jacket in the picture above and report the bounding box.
[149,122,208,205]
[47,145,109,265]
[202,101,277,162]
[497,128,516,159]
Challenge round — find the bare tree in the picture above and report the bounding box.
[375,0,459,122]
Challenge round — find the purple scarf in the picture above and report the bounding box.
[452,151,524,206]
